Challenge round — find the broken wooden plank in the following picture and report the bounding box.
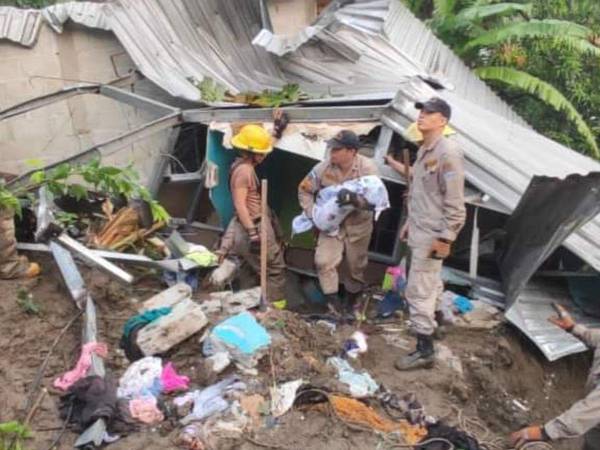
[138,283,192,312]
[136,298,208,355]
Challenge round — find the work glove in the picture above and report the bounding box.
[549,303,576,332]
[247,227,260,253]
[336,188,361,207]
[510,425,547,448]
[430,238,451,259]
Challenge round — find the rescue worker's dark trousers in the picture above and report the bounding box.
[220,216,286,303]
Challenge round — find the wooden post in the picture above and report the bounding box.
[260,179,268,308]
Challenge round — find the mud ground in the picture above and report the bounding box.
[0,253,590,450]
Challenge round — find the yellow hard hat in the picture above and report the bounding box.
[231,124,273,154]
[404,122,455,143]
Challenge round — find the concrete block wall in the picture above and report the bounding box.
[0,23,171,185]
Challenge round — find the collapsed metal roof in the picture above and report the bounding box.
[2,0,600,271]
[0,0,535,119]
[2,0,600,361]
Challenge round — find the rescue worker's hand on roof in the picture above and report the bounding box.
[510,425,548,448]
[430,238,451,260]
[272,108,289,139]
[549,303,576,332]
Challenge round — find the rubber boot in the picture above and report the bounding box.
[346,291,365,321]
[395,334,435,371]
[433,310,447,340]
[325,293,344,316]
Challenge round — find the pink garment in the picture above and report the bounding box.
[129,397,164,424]
[53,342,108,391]
[161,362,190,393]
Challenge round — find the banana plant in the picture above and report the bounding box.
[475,66,599,157]
[404,0,600,156]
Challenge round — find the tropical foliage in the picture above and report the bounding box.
[402,0,600,158]
[0,420,31,450]
[0,160,170,223]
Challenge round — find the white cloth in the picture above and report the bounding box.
[292,175,389,237]
[117,356,163,399]
[176,376,246,425]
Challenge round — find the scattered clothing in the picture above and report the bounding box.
[53,342,108,391]
[161,362,190,394]
[377,291,408,319]
[129,397,164,424]
[379,391,429,425]
[185,247,219,267]
[327,395,426,442]
[418,423,484,450]
[117,356,163,399]
[293,174,389,237]
[438,291,473,323]
[342,331,368,359]
[122,308,172,340]
[163,268,199,291]
[270,379,304,418]
[327,356,378,398]
[119,322,146,362]
[59,375,118,431]
[382,263,408,293]
[176,376,246,425]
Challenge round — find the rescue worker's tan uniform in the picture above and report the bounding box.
[0,208,30,279]
[218,158,286,303]
[298,155,378,295]
[544,324,600,450]
[406,135,466,335]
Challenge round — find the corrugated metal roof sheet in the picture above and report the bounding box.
[42,0,286,102]
[0,7,42,47]
[505,280,600,361]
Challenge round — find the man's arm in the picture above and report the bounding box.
[384,155,412,179]
[544,387,600,440]
[439,150,466,242]
[572,324,600,350]
[298,165,322,218]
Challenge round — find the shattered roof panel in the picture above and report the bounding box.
[42,1,110,32]
[0,7,42,47]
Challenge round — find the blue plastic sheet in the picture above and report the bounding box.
[211,312,271,355]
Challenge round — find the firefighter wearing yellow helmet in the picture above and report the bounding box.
[215,114,288,310]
